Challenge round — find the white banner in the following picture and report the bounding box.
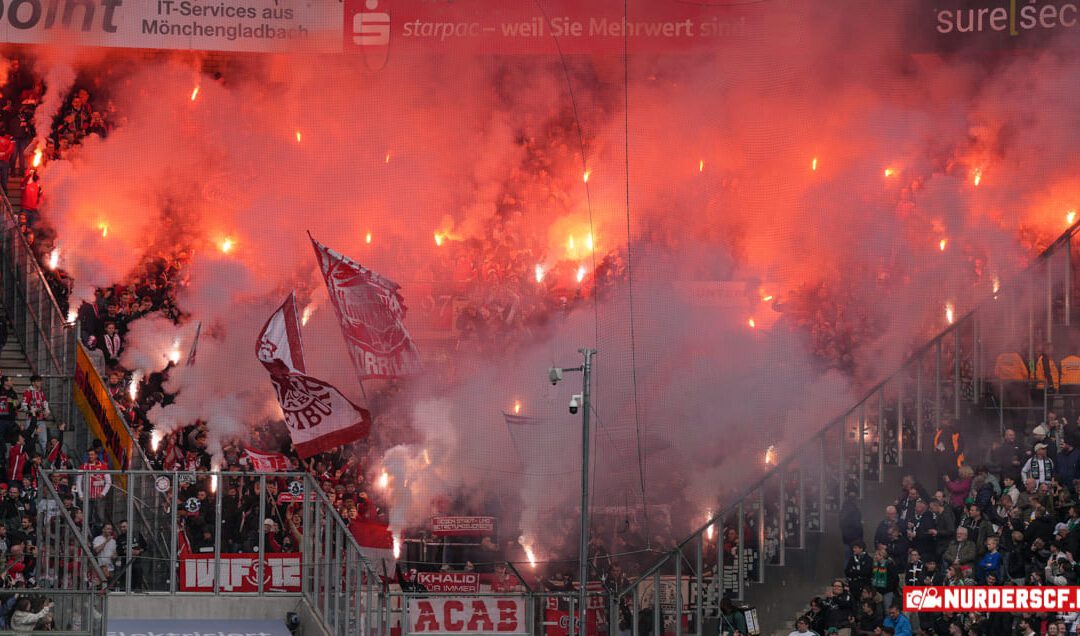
[406,597,527,635]
[0,0,342,53]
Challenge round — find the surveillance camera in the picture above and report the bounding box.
[569,394,582,415]
[549,367,563,385]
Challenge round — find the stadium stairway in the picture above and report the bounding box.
[744,451,938,633]
[0,318,36,399]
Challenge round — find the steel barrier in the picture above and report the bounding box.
[613,225,1080,632]
[0,190,80,452]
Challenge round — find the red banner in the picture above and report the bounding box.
[244,449,289,473]
[179,553,301,592]
[406,597,527,635]
[257,294,372,458]
[342,0,757,57]
[543,597,606,636]
[416,572,481,593]
[311,237,422,380]
[431,516,496,538]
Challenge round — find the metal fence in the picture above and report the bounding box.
[612,225,1080,633]
[0,192,80,450]
[38,469,383,634]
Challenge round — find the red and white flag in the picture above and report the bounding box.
[349,517,396,573]
[257,294,372,459]
[310,236,422,380]
[243,449,289,473]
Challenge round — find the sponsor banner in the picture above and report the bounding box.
[431,516,496,537]
[415,571,481,593]
[406,597,527,635]
[179,552,301,592]
[343,0,755,57]
[904,585,1080,612]
[906,0,1080,54]
[0,0,341,53]
[73,343,132,470]
[107,619,292,636]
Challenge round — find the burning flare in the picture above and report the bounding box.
[519,537,538,569]
[190,85,200,101]
[705,511,714,540]
[47,248,59,270]
[582,169,590,183]
[434,233,444,247]
[99,223,108,238]
[128,370,143,401]
[973,169,982,187]
[365,231,372,244]
[992,275,1001,295]
[422,449,432,466]
[576,265,587,284]
[210,472,219,494]
[811,157,818,172]
[945,302,955,325]
[884,167,896,178]
[1068,210,1077,226]
[699,159,704,172]
[534,264,544,283]
[150,429,162,452]
[377,470,390,490]
[585,233,594,251]
[31,148,42,168]
[938,238,948,252]
[385,152,391,164]
[513,400,522,415]
[301,304,314,326]
[764,445,777,466]
[219,237,235,254]
[393,535,402,559]
[295,130,302,143]
[747,317,756,329]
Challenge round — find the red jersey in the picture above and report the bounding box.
[21,388,48,418]
[7,445,27,481]
[78,460,110,499]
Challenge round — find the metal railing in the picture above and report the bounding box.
[38,469,382,634]
[0,191,79,447]
[613,225,1080,633]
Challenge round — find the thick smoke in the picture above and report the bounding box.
[29,1,1080,560]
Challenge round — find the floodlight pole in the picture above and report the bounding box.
[552,347,597,635]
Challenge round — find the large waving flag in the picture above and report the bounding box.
[310,235,422,380]
[257,293,371,458]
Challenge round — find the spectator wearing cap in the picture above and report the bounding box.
[1032,424,1058,462]
[1022,443,1055,486]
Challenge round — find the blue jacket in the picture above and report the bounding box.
[975,550,1002,583]
[884,613,913,636]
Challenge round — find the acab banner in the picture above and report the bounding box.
[0,0,342,53]
[406,597,527,635]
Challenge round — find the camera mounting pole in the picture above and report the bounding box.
[549,347,596,633]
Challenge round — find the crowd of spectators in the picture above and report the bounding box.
[789,410,1080,635]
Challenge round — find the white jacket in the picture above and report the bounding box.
[10,606,50,632]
